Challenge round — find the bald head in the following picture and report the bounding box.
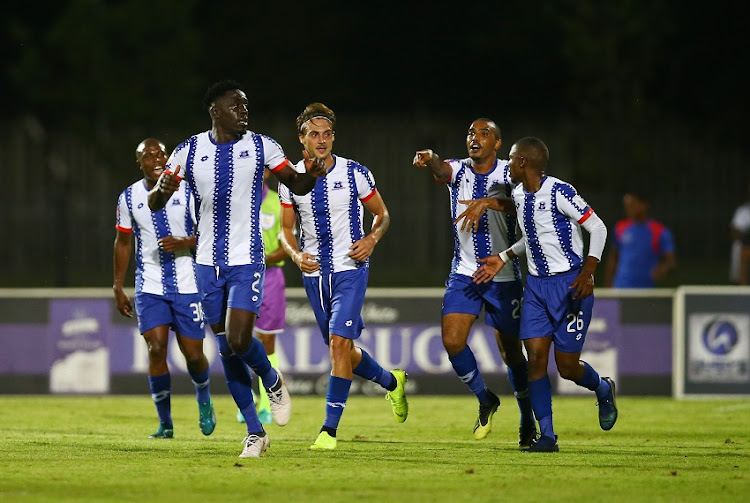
[136,138,166,161]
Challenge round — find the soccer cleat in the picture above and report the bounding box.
[237,409,246,424]
[239,433,270,458]
[385,369,409,423]
[472,391,500,440]
[518,422,538,450]
[257,408,273,425]
[148,425,174,439]
[309,431,337,451]
[597,377,618,431]
[198,399,216,436]
[522,435,559,453]
[266,368,292,426]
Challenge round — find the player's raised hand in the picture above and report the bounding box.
[472,254,506,284]
[303,150,328,177]
[413,149,435,168]
[156,164,182,196]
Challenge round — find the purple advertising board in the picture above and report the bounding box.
[0,289,673,395]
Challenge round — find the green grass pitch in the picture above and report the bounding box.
[1,394,749,502]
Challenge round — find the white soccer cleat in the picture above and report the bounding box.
[266,368,292,426]
[239,433,270,458]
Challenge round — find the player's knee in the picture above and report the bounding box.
[441,334,466,355]
[226,332,250,355]
[147,341,168,363]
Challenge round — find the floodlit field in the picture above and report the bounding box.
[1,395,749,502]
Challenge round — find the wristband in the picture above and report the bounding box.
[163,169,183,182]
[498,250,510,263]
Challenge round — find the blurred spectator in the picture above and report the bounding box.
[605,191,676,288]
[730,183,750,285]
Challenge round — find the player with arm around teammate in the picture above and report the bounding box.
[279,102,408,451]
[148,80,327,458]
[474,137,618,452]
[413,118,537,448]
[113,138,215,439]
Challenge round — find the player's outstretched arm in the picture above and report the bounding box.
[113,231,134,318]
[274,151,328,196]
[413,149,452,183]
[279,204,320,274]
[148,165,182,211]
[349,191,390,262]
[473,249,515,284]
[454,198,516,233]
[157,235,196,253]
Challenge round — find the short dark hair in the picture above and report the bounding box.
[296,102,336,135]
[515,137,549,170]
[203,80,243,110]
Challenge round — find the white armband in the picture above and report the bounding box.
[498,250,510,263]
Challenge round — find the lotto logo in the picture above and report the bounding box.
[345,320,353,327]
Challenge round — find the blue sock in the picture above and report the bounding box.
[238,337,278,390]
[188,368,211,403]
[148,373,172,428]
[576,361,610,398]
[216,333,262,434]
[353,349,396,391]
[528,375,554,438]
[448,346,491,405]
[507,363,534,425]
[323,375,352,431]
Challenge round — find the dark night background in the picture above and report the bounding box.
[2,0,749,288]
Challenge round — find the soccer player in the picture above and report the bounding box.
[113,137,215,439]
[474,137,618,452]
[605,190,676,288]
[278,102,408,451]
[412,119,537,448]
[148,80,327,458]
[237,169,288,425]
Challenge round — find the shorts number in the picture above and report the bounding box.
[566,311,584,333]
[189,302,205,322]
[511,298,522,320]
[251,272,262,302]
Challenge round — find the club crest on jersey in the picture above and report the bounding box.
[171,198,181,206]
[239,150,249,158]
[333,181,345,190]
[538,201,546,210]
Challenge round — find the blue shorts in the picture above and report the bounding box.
[303,267,368,342]
[520,268,594,353]
[134,292,206,339]
[195,263,265,325]
[442,273,522,335]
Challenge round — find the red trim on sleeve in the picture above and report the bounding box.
[280,201,293,208]
[116,225,132,233]
[163,169,182,182]
[647,220,665,254]
[270,159,290,173]
[361,188,378,202]
[577,207,594,224]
